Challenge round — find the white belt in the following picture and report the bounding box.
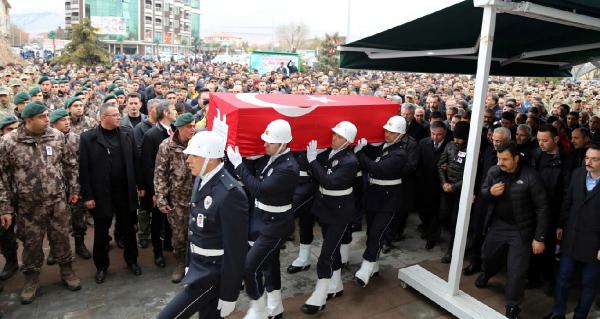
[190,243,224,257]
[369,178,403,186]
[356,171,363,177]
[319,186,353,196]
[255,200,292,213]
[299,171,309,177]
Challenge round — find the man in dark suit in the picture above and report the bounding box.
[545,144,600,319]
[416,121,449,249]
[401,103,427,142]
[141,100,178,268]
[79,103,145,283]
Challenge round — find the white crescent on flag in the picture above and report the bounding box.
[235,93,319,117]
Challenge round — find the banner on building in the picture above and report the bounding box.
[90,16,126,36]
[250,51,301,75]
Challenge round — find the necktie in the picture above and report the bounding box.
[434,143,439,150]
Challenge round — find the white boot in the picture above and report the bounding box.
[327,269,344,299]
[340,243,350,265]
[244,293,268,319]
[287,244,311,273]
[266,290,284,319]
[354,260,376,287]
[300,278,330,314]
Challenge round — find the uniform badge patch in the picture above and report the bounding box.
[267,168,274,176]
[332,160,339,167]
[375,157,381,162]
[197,213,205,228]
[327,168,332,175]
[204,196,212,209]
[46,146,53,156]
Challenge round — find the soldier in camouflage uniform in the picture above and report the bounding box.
[153,113,196,283]
[0,115,20,282]
[50,107,92,260]
[0,86,15,119]
[13,92,30,120]
[0,101,82,304]
[39,76,62,110]
[68,96,98,135]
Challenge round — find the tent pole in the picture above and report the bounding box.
[447,4,497,296]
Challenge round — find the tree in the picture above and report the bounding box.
[48,31,57,53]
[51,18,109,66]
[192,36,203,54]
[314,32,343,74]
[275,22,309,51]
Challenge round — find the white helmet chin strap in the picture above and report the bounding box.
[198,158,210,179]
[274,143,286,156]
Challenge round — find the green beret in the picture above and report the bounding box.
[13,92,30,105]
[37,76,50,84]
[21,101,48,119]
[29,87,41,96]
[65,96,82,108]
[73,90,84,97]
[49,109,69,123]
[51,79,59,85]
[103,94,117,103]
[113,89,125,96]
[174,112,195,128]
[82,80,90,86]
[107,84,118,92]
[0,115,18,129]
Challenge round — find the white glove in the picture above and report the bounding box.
[354,138,368,153]
[306,140,318,163]
[217,299,237,317]
[226,145,243,168]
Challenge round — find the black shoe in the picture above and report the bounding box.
[542,313,565,319]
[154,255,166,268]
[138,239,149,249]
[327,291,343,300]
[286,235,295,242]
[505,305,520,319]
[475,273,489,288]
[300,303,326,315]
[95,270,107,284]
[381,242,395,254]
[46,255,56,266]
[75,239,92,260]
[425,240,436,250]
[462,263,481,276]
[0,258,19,280]
[286,264,310,274]
[268,314,283,319]
[116,239,125,249]
[128,263,142,276]
[440,251,452,264]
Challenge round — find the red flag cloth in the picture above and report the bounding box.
[207,93,399,156]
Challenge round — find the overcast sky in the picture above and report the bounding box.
[9,0,462,42]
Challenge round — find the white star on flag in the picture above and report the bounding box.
[307,96,338,104]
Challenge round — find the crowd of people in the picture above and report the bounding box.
[0,57,599,319]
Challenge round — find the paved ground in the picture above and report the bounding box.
[1,213,599,318]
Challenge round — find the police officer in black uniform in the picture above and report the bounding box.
[354,116,408,287]
[226,119,299,319]
[287,151,317,274]
[300,121,359,314]
[158,131,249,319]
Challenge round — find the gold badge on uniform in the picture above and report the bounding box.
[204,196,212,209]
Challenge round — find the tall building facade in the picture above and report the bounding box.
[0,0,11,38]
[65,0,200,55]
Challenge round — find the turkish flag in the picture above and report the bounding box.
[206,93,399,156]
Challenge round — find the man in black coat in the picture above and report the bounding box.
[416,121,449,250]
[475,142,549,319]
[401,103,427,142]
[546,145,600,319]
[79,103,145,283]
[140,100,177,268]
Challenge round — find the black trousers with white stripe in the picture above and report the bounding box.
[158,264,221,319]
[363,210,395,262]
[245,234,283,300]
[317,222,349,278]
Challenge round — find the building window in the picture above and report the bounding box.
[145,0,152,4]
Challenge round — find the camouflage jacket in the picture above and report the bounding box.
[0,126,79,214]
[85,99,101,120]
[70,115,98,135]
[44,94,64,110]
[153,133,194,207]
[0,102,15,119]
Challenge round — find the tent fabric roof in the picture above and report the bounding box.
[340,0,600,76]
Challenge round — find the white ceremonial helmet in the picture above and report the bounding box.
[383,115,407,135]
[331,120,357,143]
[261,119,293,144]
[184,131,225,158]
